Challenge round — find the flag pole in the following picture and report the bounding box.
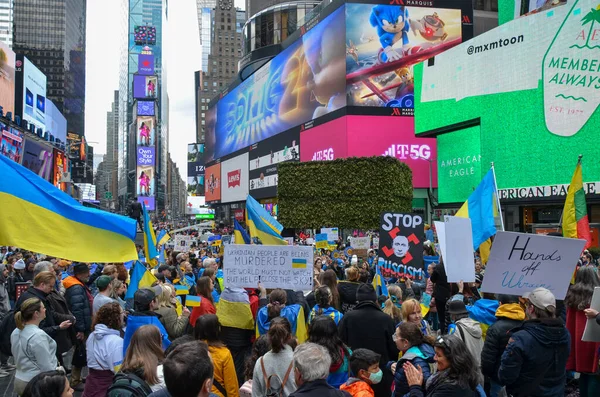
[490,162,505,232]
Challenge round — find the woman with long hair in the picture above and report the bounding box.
[120,324,166,392]
[155,284,190,340]
[240,335,270,397]
[308,315,352,388]
[309,286,343,325]
[403,334,482,396]
[338,266,361,313]
[194,314,239,397]
[401,298,433,337]
[189,276,216,327]
[252,317,297,397]
[83,303,125,397]
[109,279,127,309]
[565,265,600,396]
[11,298,58,395]
[383,284,403,325]
[22,370,73,397]
[319,270,341,310]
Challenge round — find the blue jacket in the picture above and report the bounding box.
[388,343,435,397]
[123,312,171,355]
[256,304,303,336]
[498,318,570,397]
[309,305,343,325]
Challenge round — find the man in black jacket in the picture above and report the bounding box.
[338,284,398,397]
[290,343,351,397]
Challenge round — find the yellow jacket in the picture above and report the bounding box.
[207,344,239,397]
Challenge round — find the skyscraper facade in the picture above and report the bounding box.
[0,0,13,47]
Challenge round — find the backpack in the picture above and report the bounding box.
[261,357,294,397]
[106,372,153,397]
[0,310,16,356]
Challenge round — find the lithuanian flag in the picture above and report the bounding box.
[562,159,592,249]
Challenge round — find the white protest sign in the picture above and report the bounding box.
[322,228,339,242]
[373,237,380,249]
[444,216,475,283]
[284,237,294,246]
[174,235,193,252]
[350,237,371,257]
[583,287,600,342]
[434,221,447,262]
[224,245,314,291]
[480,231,586,300]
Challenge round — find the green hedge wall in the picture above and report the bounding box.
[278,156,413,229]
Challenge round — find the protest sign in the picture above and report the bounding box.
[223,245,314,290]
[378,212,425,281]
[480,231,586,300]
[350,237,370,257]
[174,235,193,252]
[583,287,600,342]
[315,233,328,249]
[321,227,339,242]
[284,237,294,246]
[373,237,380,249]
[444,216,475,283]
[434,221,447,260]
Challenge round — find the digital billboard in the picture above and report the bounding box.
[22,138,53,181]
[0,121,23,164]
[133,75,158,99]
[52,149,69,191]
[138,196,155,211]
[136,165,155,197]
[188,143,205,196]
[249,130,300,199]
[205,163,221,203]
[415,0,600,201]
[137,101,156,116]
[45,99,67,144]
[136,146,155,167]
[21,57,47,131]
[188,175,205,196]
[134,25,157,45]
[136,116,156,146]
[204,6,346,162]
[138,54,155,75]
[67,131,86,161]
[299,117,348,162]
[0,42,16,116]
[185,196,213,215]
[221,152,250,203]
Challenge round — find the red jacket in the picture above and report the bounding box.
[566,307,600,373]
[189,295,216,326]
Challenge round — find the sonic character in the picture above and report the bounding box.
[369,5,410,62]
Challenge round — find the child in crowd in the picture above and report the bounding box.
[340,348,382,397]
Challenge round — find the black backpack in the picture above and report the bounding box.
[0,310,16,356]
[106,372,153,397]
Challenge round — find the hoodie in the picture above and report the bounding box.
[388,343,435,397]
[340,378,374,397]
[86,324,124,373]
[309,304,343,325]
[498,318,570,397]
[449,317,484,367]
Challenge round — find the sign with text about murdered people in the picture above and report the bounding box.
[224,245,314,291]
[378,212,425,281]
[481,231,586,300]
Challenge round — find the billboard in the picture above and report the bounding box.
[67,131,86,161]
[22,138,53,181]
[204,6,346,161]
[221,152,249,203]
[138,54,155,75]
[205,163,221,203]
[45,99,67,144]
[136,116,156,146]
[136,165,155,197]
[0,42,15,116]
[0,121,24,164]
[138,196,155,211]
[188,175,205,196]
[249,130,300,199]
[21,57,47,131]
[137,101,156,116]
[136,146,155,166]
[185,196,213,215]
[133,75,158,99]
[415,0,600,202]
[188,143,205,196]
[299,117,348,162]
[52,149,69,191]
[134,25,157,45]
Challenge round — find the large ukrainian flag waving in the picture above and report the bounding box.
[0,155,138,262]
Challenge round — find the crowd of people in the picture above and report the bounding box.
[0,237,599,397]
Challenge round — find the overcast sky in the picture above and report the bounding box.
[85,0,244,180]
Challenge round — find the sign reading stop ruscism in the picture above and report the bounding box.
[378,212,425,281]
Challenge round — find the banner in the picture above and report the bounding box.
[350,237,370,257]
[321,227,339,242]
[315,233,328,249]
[223,245,313,290]
[378,212,425,280]
[480,231,586,300]
[174,235,193,252]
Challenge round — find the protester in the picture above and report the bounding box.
[11,298,59,395]
[424,263,439,331]
[382,284,403,325]
[124,286,171,353]
[338,267,361,313]
[23,259,35,282]
[430,262,451,332]
[308,315,352,388]
[120,324,166,392]
[257,288,307,342]
[447,300,484,368]
[189,276,217,326]
[498,287,570,397]
[179,261,197,296]
[309,286,343,325]
[289,342,351,397]
[565,265,600,396]
[9,259,27,305]
[252,317,297,397]
[92,275,115,314]
[0,263,11,375]
[109,279,127,309]
[240,335,269,397]
[388,322,435,397]
[403,334,482,396]
[194,314,239,397]
[339,284,398,397]
[401,298,433,337]
[203,267,222,303]
[102,264,118,280]
[83,302,124,397]
[480,294,525,397]
[341,348,382,397]
[21,370,73,397]
[155,284,190,340]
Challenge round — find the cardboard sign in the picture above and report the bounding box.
[174,235,193,252]
[315,233,328,249]
[350,237,370,257]
[373,237,380,249]
[481,231,586,300]
[378,212,425,281]
[583,287,600,342]
[444,216,475,283]
[223,245,314,290]
[321,227,339,242]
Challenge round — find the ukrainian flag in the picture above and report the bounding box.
[233,219,251,244]
[0,154,137,262]
[125,261,158,299]
[185,295,202,307]
[246,195,286,245]
[142,203,159,261]
[174,285,189,296]
[156,229,171,247]
[372,258,389,297]
[216,290,254,330]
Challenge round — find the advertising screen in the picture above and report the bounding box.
[0,42,15,116]
[249,130,300,199]
[415,0,600,199]
[188,143,205,196]
[204,6,346,161]
[133,75,158,99]
[188,175,205,196]
[138,196,155,211]
[0,121,24,164]
[136,146,155,166]
[21,57,47,131]
[346,3,463,115]
[185,196,213,215]
[52,149,68,191]
[134,25,157,45]
[22,138,53,181]
[137,101,156,116]
[221,152,250,203]
[205,163,221,203]
[299,117,348,162]
[67,131,86,161]
[136,116,156,146]
[138,54,155,75]
[136,165,155,198]
[45,99,67,144]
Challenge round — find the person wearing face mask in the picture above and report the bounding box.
[340,348,383,397]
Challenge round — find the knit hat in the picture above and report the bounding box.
[73,263,89,275]
[96,275,112,291]
[356,283,377,303]
[14,259,25,270]
[447,300,468,315]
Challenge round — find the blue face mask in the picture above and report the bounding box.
[369,369,383,384]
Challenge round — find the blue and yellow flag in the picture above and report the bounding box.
[142,203,159,261]
[246,195,286,245]
[233,219,251,244]
[125,261,158,299]
[372,258,389,297]
[0,155,137,262]
[185,295,201,307]
[156,229,171,246]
